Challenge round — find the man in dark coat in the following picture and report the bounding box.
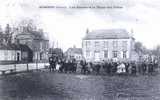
[142,61,147,74]
[95,62,101,75]
[49,56,56,72]
[125,62,129,74]
[80,60,87,74]
[72,58,77,73]
[131,62,137,75]
[112,62,118,74]
[104,62,109,74]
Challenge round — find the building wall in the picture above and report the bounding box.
[21,51,29,61]
[82,38,134,62]
[0,50,21,61]
[17,34,49,61]
[74,54,83,61]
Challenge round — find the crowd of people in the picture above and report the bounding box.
[49,56,159,75]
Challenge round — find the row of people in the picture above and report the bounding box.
[49,57,158,75]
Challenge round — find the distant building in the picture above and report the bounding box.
[0,44,21,63]
[82,29,136,62]
[0,43,32,64]
[65,47,83,61]
[15,27,49,61]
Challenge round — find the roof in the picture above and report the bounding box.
[0,33,11,38]
[83,29,131,40]
[18,44,32,52]
[0,44,12,50]
[0,43,32,51]
[66,48,82,54]
[0,44,19,50]
[16,30,49,41]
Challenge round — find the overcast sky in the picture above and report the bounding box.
[0,0,160,51]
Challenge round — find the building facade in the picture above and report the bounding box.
[0,43,33,63]
[65,47,83,61]
[0,43,21,64]
[0,25,33,64]
[82,29,136,62]
[15,27,49,62]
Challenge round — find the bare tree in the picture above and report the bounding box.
[4,24,13,44]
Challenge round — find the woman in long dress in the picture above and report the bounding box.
[117,62,126,74]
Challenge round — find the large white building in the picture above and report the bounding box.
[82,29,136,62]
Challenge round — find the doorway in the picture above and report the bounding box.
[17,52,20,62]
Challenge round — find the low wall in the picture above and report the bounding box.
[0,62,49,75]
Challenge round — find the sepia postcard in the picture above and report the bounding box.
[0,0,160,100]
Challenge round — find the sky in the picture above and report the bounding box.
[0,0,160,51]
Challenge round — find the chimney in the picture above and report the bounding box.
[130,28,134,37]
[86,28,89,34]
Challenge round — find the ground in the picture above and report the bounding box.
[0,71,160,100]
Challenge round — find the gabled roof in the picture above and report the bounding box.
[83,29,131,40]
[0,44,19,50]
[0,43,32,52]
[0,44,12,50]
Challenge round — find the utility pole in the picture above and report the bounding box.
[36,52,38,70]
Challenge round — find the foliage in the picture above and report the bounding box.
[151,45,160,57]
[49,48,64,58]
[134,41,149,54]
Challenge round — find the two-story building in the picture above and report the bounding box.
[82,29,136,62]
[15,27,49,62]
[0,30,32,64]
[65,47,83,61]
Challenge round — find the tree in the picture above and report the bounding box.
[4,24,13,44]
[134,42,143,54]
[152,45,160,56]
[5,24,11,34]
[17,19,37,33]
[49,48,64,58]
[134,41,149,55]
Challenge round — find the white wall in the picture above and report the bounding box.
[82,38,134,62]
[0,50,21,61]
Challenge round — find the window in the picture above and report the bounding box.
[86,41,91,48]
[86,50,90,57]
[95,41,100,48]
[104,50,108,58]
[122,41,127,50]
[123,51,127,58]
[4,51,8,60]
[113,51,118,58]
[103,41,108,49]
[113,41,118,49]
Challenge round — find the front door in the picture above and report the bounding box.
[17,52,20,62]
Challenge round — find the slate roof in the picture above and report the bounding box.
[0,44,13,50]
[83,29,131,40]
[0,43,32,52]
